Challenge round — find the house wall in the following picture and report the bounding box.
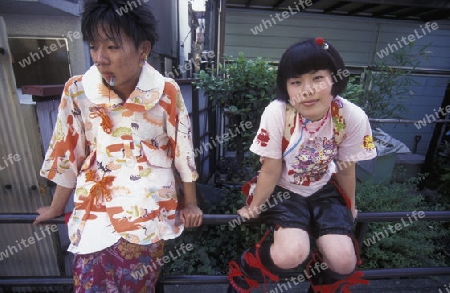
[149,0,178,59]
[0,17,62,285]
[179,0,193,74]
[224,9,450,68]
[0,0,178,90]
[0,13,88,77]
[224,9,450,156]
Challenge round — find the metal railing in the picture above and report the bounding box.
[0,211,449,291]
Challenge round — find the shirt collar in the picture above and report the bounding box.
[82,63,166,112]
[299,110,330,127]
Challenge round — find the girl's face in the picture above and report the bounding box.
[286,70,333,121]
[89,26,150,98]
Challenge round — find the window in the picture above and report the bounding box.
[8,37,71,87]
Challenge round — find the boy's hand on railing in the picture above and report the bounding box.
[33,206,64,226]
[33,185,72,226]
[180,204,203,228]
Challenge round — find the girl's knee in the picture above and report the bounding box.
[324,248,356,274]
[270,242,309,269]
[317,235,357,274]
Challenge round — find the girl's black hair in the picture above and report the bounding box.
[276,38,348,101]
[81,0,158,50]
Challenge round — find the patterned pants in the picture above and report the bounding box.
[73,238,165,293]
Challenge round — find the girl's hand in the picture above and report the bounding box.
[352,207,358,221]
[237,206,260,219]
[180,204,203,228]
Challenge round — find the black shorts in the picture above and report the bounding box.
[260,181,354,239]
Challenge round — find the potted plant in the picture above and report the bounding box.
[344,43,431,184]
[345,43,430,120]
[196,52,277,177]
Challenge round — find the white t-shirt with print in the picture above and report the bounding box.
[250,97,377,197]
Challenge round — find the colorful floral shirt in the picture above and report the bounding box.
[250,97,376,197]
[40,64,198,254]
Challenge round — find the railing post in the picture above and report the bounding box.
[1,211,450,290]
[355,221,370,250]
[155,278,165,293]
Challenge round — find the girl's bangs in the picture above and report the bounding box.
[284,44,336,78]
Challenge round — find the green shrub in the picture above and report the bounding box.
[162,177,448,276]
[195,53,276,165]
[344,43,431,121]
[356,177,448,269]
[163,188,268,275]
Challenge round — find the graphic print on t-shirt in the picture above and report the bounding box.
[288,136,337,186]
[256,128,270,147]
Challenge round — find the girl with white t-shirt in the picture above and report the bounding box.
[228,38,377,293]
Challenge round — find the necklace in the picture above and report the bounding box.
[284,111,330,156]
[302,111,329,140]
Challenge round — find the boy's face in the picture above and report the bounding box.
[89,25,150,94]
[286,69,333,121]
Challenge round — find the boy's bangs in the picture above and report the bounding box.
[82,10,122,44]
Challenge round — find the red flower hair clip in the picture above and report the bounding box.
[315,37,329,50]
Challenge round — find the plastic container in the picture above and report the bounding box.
[394,153,425,182]
[356,153,397,184]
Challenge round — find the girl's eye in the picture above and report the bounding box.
[291,80,301,85]
[313,76,324,81]
[108,45,120,49]
[89,45,95,50]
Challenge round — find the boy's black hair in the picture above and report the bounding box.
[81,0,158,50]
[276,38,348,101]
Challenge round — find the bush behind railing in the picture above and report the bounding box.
[356,173,449,269]
[163,174,449,275]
